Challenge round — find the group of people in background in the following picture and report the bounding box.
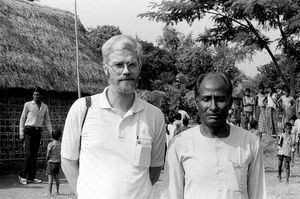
[165,109,190,147]
[228,86,300,184]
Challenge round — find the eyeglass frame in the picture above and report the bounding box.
[104,61,140,74]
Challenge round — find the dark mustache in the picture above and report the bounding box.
[119,78,135,81]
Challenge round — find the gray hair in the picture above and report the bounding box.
[101,34,142,63]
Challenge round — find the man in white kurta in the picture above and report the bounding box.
[165,125,265,199]
[164,73,266,199]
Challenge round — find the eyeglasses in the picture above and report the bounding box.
[105,62,139,74]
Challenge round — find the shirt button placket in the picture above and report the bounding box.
[118,119,124,138]
[216,141,222,192]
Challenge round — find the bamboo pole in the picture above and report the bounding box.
[74,0,81,98]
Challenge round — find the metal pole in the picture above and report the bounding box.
[74,0,81,98]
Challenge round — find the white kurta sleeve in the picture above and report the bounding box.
[248,139,267,199]
[163,140,184,199]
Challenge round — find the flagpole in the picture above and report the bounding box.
[74,0,81,98]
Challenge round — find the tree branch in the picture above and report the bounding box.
[243,16,288,86]
[205,9,249,29]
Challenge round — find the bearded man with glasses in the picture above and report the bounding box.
[61,35,166,199]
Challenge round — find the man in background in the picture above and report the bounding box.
[19,87,52,185]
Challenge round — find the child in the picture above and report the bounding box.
[228,108,238,126]
[277,122,293,183]
[249,119,261,140]
[44,129,62,196]
[241,112,249,130]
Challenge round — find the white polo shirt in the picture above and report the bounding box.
[61,88,166,199]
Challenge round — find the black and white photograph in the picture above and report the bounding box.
[0,0,300,198]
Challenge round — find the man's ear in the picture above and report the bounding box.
[103,64,109,76]
[195,98,200,110]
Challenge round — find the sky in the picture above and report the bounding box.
[38,0,277,77]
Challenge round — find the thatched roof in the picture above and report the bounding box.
[0,0,107,94]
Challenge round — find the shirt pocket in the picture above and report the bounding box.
[230,161,248,192]
[133,138,152,167]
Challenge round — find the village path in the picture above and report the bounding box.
[0,155,300,199]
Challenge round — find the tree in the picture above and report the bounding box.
[138,40,176,90]
[86,25,121,54]
[257,54,292,89]
[211,45,243,86]
[175,45,214,89]
[157,26,184,55]
[139,0,300,95]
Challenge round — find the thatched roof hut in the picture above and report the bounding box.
[0,0,107,94]
[0,0,108,161]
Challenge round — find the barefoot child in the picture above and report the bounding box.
[44,129,62,196]
[277,122,293,183]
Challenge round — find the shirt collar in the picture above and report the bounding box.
[98,87,144,113]
[31,100,43,106]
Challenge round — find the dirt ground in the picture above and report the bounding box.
[1,137,300,199]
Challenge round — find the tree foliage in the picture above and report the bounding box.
[86,25,121,55]
[138,40,176,90]
[139,0,300,95]
[257,54,295,90]
[175,45,214,89]
[157,26,184,55]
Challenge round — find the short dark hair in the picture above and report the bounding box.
[284,122,292,128]
[174,112,182,121]
[34,87,43,95]
[195,72,233,97]
[182,117,189,126]
[284,88,290,94]
[245,88,250,92]
[52,129,62,140]
[250,119,257,129]
[167,113,175,124]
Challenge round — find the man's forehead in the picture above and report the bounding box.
[108,50,138,60]
[199,76,228,93]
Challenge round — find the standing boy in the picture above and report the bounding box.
[277,122,293,183]
[44,129,62,196]
[242,88,255,129]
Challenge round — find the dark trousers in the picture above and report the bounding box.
[20,127,42,180]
